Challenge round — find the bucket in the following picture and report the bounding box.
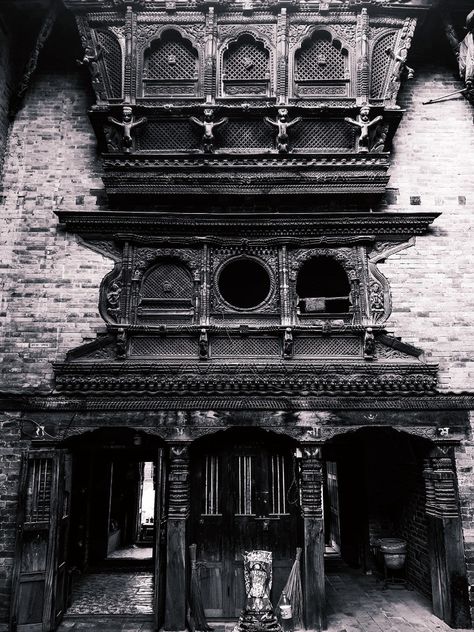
[378,538,407,570]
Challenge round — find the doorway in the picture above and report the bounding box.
[190,429,301,620]
[65,429,165,620]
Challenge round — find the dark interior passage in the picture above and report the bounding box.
[323,428,432,599]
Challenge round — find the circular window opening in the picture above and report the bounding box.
[218,258,271,309]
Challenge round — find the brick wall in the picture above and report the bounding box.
[397,462,432,598]
[0,68,111,393]
[381,62,474,393]
[0,15,13,174]
[0,61,473,392]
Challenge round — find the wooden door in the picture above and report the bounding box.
[193,440,299,619]
[10,447,71,632]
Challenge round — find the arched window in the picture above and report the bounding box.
[222,34,271,97]
[294,31,349,97]
[142,30,199,97]
[296,256,351,314]
[139,259,194,322]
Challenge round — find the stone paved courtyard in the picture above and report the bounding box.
[58,565,473,631]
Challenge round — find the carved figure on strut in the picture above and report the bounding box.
[190,109,228,153]
[364,327,376,359]
[264,108,301,153]
[283,327,293,358]
[199,328,209,360]
[108,106,147,153]
[345,104,382,152]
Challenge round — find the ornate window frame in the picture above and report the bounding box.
[217,29,276,100]
[289,27,354,100]
[136,25,203,99]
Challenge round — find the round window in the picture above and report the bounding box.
[218,258,271,309]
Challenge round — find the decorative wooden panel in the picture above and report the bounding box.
[143,30,199,97]
[95,30,123,99]
[370,32,397,99]
[223,35,270,97]
[294,31,349,97]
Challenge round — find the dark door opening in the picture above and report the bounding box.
[191,430,301,620]
[323,429,432,596]
[64,429,165,622]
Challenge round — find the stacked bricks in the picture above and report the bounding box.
[0,15,13,173]
[0,69,111,394]
[381,62,474,393]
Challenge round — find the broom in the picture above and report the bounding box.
[189,543,213,631]
[276,548,304,630]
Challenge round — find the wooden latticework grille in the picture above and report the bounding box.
[130,336,197,357]
[211,336,280,357]
[142,262,193,299]
[295,32,346,81]
[370,32,397,99]
[294,336,361,357]
[96,30,122,99]
[292,120,355,150]
[217,120,274,150]
[25,458,53,523]
[137,120,201,151]
[224,36,269,80]
[145,32,198,80]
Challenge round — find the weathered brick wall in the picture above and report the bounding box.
[382,63,474,393]
[0,15,13,173]
[0,68,111,393]
[398,463,432,598]
[0,62,473,392]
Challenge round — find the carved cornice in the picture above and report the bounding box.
[2,393,474,412]
[53,358,438,395]
[55,210,440,238]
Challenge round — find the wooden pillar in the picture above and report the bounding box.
[164,443,190,632]
[424,446,471,629]
[300,445,326,631]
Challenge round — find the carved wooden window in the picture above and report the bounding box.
[222,34,270,97]
[138,259,194,323]
[296,256,351,314]
[143,30,199,97]
[202,455,221,516]
[95,30,123,100]
[294,31,349,97]
[370,32,397,99]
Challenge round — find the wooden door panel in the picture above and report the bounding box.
[11,449,69,632]
[193,442,300,620]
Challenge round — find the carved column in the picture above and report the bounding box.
[124,6,134,104]
[423,446,471,629]
[164,443,191,631]
[299,445,325,631]
[204,6,217,103]
[276,8,289,104]
[355,8,369,104]
[279,245,291,326]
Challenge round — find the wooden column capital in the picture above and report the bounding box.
[167,443,191,520]
[299,445,323,520]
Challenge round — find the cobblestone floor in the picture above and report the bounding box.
[66,572,154,615]
[58,565,473,631]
